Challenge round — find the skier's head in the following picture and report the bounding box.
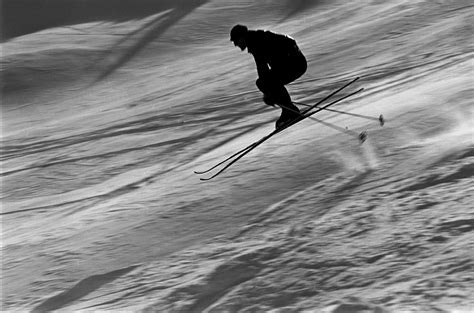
[230,24,248,51]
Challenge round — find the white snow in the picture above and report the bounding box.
[1,0,473,312]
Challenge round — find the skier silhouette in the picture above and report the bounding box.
[230,24,307,128]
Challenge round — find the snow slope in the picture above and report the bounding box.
[1,0,473,311]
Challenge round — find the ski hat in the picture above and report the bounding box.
[230,24,248,42]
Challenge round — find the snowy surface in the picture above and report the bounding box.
[1,0,473,312]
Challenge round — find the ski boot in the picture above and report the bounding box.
[275,104,301,129]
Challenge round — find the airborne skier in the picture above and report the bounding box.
[230,24,307,129]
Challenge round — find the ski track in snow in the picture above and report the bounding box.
[1,0,473,312]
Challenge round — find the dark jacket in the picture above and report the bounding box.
[246,30,300,78]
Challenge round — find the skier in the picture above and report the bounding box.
[230,24,307,129]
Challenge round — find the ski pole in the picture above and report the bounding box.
[277,103,367,143]
[293,101,385,126]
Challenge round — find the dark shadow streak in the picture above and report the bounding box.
[31,265,139,313]
[84,10,174,75]
[92,6,199,83]
[1,0,207,41]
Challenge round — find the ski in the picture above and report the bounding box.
[194,76,360,176]
[199,87,363,180]
[196,77,363,180]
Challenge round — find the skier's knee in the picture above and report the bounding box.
[256,78,266,93]
[258,77,278,92]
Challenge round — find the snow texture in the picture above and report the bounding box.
[1,0,473,312]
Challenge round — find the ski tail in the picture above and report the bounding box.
[194,142,258,175]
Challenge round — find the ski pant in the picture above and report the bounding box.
[255,50,307,106]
